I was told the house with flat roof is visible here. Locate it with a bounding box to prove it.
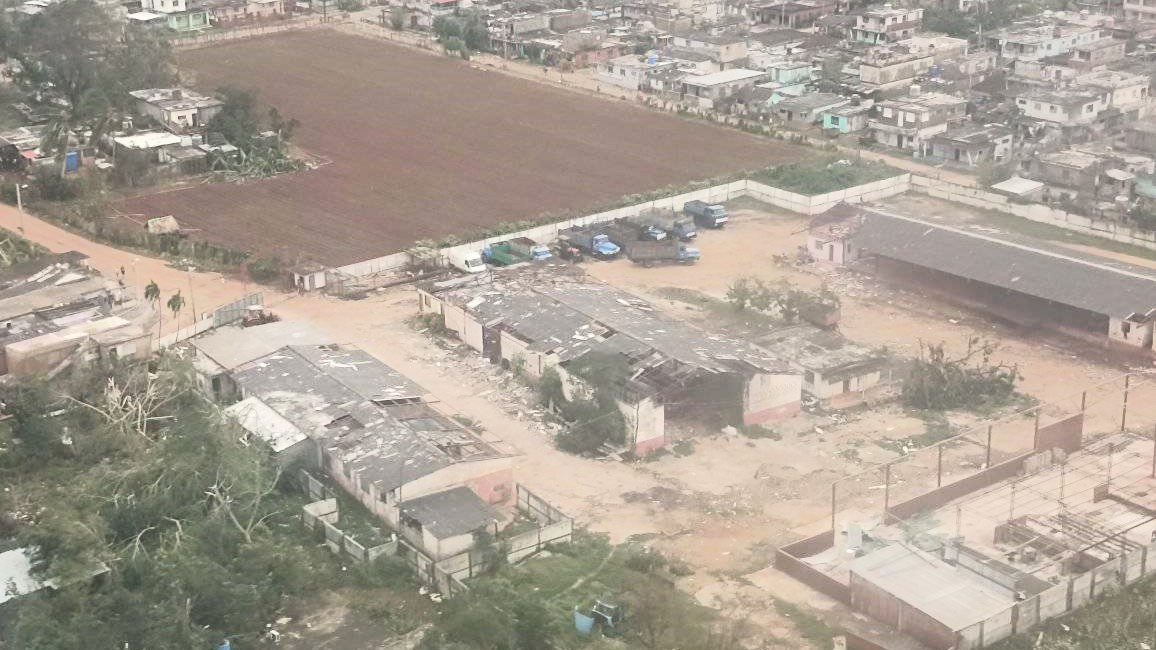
[598,54,678,91]
[867,89,967,155]
[681,68,766,108]
[748,0,836,28]
[820,99,874,134]
[985,23,1105,62]
[418,267,803,456]
[851,4,923,45]
[1068,36,1125,69]
[1075,69,1152,117]
[226,344,515,558]
[129,88,223,133]
[776,92,848,124]
[1014,87,1109,125]
[927,124,1015,167]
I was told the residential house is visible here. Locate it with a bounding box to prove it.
[598,54,678,90]
[1125,0,1156,20]
[927,124,1014,167]
[670,31,748,68]
[758,324,888,408]
[1014,87,1109,125]
[1126,120,1156,154]
[546,7,589,31]
[867,88,967,154]
[138,0,211,30]
[1028,149,1104,199]
[850,5,923,45]
[201,0,285,23]
[666,47,721,75]
[749,0,837,28]
[681,68,766,109]
[226,343,515,557]
[776,92,848,124]
[407,0,460,29]
[985,23,1105,63]
[1068,37,1126,69]
[820,98,874,133]
[758,60,813,95]
[1075,69,1152,118]
[418,268,803,456]
[858,44,932,92]
[129,88,223,133]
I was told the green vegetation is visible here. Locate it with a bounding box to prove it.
[207,88,303,179]
[738,423,782,440]
[538,354,629,456]
[901,339,1020,411]
[877,412,954,453]
[751,157,901,196]
[245,255,283,284]
[432,11,488,55]
[419,532,730,650]
[0,227,49,268]
[0,357,424,648]
[772,598,838,649]
[726,277,840,326]
[991,573,1156,650]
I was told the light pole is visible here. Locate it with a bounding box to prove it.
[15,183,27,232]
[132,257,140,300]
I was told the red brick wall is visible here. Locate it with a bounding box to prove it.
[465,467,515,506]
[887,452,1033,521]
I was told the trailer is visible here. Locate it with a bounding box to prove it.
[624,240,700,266]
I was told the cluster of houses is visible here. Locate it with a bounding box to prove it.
[398,0,1156,220]
[9,0,293,29]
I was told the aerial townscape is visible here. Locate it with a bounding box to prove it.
[7,0,1156,648]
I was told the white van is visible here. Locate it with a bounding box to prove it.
[448,250,487,274]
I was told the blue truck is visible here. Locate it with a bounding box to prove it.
[683,200,729,228]
[560,226,621,259]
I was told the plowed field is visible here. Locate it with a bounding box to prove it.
[121,29,808,266]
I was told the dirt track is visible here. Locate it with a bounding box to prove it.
[119,29,807,266]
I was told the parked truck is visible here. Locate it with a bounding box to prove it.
[447,249,487,274]
[683,200,729,228]
[624,240,700,266]
[631,209,697,241]
[508,237,553,261]
[560,227,621,259]
[483,238,553,266]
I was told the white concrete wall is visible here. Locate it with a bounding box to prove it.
[744,371,802,422]
[910,175,1156,252]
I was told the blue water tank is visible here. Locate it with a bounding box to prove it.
[64,151,79,172]
[217,641,231,650]
[929,65,940,78]
[646,54,657,64]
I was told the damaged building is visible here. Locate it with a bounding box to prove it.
[418,267,803,455]
[196,329,515,561]
[809,203,1156,354]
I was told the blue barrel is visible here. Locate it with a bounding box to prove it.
[216,641,231,650]
[64,151,79,172]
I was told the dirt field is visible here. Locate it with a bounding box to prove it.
[118,29,806,266]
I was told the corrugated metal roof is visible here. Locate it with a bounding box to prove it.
[853,211,1156,318]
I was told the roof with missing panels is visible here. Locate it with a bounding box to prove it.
[231,345,504,493]
[845,208,1156,318]
[401,486,499,539]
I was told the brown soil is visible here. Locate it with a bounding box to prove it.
[118,28,807,266]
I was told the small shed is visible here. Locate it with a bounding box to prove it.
[145,215,181,235]
[990,176,1044,201]
[292,262,327,292]
[400,486,500,560]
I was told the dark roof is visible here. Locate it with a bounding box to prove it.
[809,201,863,230]
[401,486,498,538]
[852,212,1156,318]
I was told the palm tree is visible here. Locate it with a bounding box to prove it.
[166,291,185,329]
[144,280,161,337]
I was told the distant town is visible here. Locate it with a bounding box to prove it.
[2,0,1156,649]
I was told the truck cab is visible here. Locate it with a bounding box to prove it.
[591,234,621,258]
[683,200,729,228]
[449,250,487,273]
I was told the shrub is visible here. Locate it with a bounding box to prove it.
[245,256,282,284]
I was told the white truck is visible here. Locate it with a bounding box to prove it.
[447,249,487,274]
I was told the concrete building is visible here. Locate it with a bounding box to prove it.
[598,54,677,90]
[681,68,766,108]
[1014,87,1109,125]
[748,0,836,28]
[138,0,211,31]
[0,252,150,377]
[820,100,874,133]
[129,88,223,133]
[985,23,1105,62]
[1075,69,1152,117]
[1125,0,1156,20]
[1068,37,1126,69]
[226,343,515,558]
[201,0,285,22]
[417,267,803,456]
[815,205,1156,351]
[669,31,748,68]
[927,124,1015,167]
[758,324,888,408]
[850,4,923,45]
[868,89,967,155]
[776,92,848,124]
[1126,120,1156,154]
[856,36,969,93]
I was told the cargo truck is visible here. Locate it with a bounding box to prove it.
[631,210,697,240]
[447,249,487,273]
[508,237,553,261]
[624,240,700,266]
[560,227,621,259]
[683,200,728,228]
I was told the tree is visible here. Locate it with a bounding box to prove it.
[144,280,161,338]
[902,339,1020,410]
[390,5,406,30]
[207,87,262,149]
[166,291,185,327]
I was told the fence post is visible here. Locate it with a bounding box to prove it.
[883,464,892,518]
[937,444,943,487]
[986,425,993,468]
[1121,374,1130,433]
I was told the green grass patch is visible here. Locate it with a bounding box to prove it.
[752,156,902,196]
[773,598,839,649]
[738,423,782,440]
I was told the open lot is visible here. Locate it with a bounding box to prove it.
[118,29,806,266]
